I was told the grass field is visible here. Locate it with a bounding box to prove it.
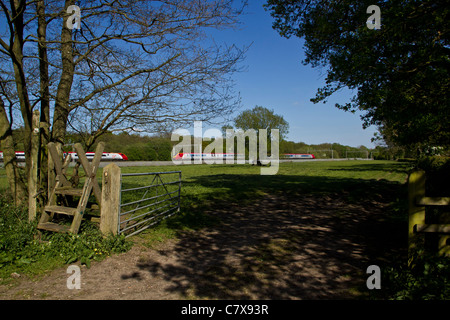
[115,160,414,299]
[0,160,412,234]
[1,160,416,299]
[0,160,410,191]
[2,160,449,300]
[122,160,411,258]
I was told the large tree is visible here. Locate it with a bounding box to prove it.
[233,105,289,140]
[265,0,450,154]
[0,0,246,204]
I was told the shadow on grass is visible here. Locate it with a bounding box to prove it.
[127,170,409,299]
[325,162,413,174]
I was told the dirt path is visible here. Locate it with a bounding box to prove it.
[0,192,406,300]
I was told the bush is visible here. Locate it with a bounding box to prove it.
[375,156,450,300]
[0,194,132,280]
[416,156,450,195]
[0,196,38,271]
[381,251,450,300]
[42,223,132,268]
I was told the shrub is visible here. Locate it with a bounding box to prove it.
[0,196,38,272]
[376,157,450,300]
[0,194,132,280]
[381,251,450,300]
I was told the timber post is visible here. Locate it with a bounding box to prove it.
[408,169,450,257]
[28,110,40,221]
[100,163,121,236]
[408,169,426,253]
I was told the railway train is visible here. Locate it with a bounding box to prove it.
[0,151,128,161]
[0,151,26,161]
[173,152,315,160]
[172,152,240,160]
[2,151,314,162]
[64,151,128,161]
[282,153,315,159]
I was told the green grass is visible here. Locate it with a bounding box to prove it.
[118,160,412,245]
[0,160,412,280]
[1,160,412,233]
[2,160,449,299]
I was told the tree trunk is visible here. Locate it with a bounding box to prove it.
[11,0,33,182]
[48,0,76,197]
[37,0,50,202]
[51,0,76,148]
[0,98,27,205]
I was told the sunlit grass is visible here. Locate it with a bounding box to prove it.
[0,160,411,246]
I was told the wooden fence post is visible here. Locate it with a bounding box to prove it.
[408,169,426,253]
[100,163,121,236]
[28,110,40,221]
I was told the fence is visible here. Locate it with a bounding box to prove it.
[100,164,181,237]
[408,169,450,256]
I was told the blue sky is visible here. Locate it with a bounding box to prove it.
[211,1,378,148]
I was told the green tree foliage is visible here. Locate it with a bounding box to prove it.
[265,0,450,153]
[233,106,289,140]
[279,140,375,159]
[65,131,174,161]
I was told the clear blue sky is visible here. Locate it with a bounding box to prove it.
[211,1,378,148]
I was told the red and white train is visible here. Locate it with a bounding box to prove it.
[2,151,314,162]
[0,151,26,161]
[173,152,315,160]
[64,151,128,161]
[173,152,240,160]
[282,153,315,159]
[0,151,128,161]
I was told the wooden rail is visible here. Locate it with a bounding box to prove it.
[408,169,450,256]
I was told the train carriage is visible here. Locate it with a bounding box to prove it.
[283,153,315,159]
[0,151,128,161]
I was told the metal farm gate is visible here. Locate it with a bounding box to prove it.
[118,171,181,237]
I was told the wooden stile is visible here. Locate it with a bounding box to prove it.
[37,142,104,234]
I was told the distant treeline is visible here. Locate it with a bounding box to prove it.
[85,132,173,161]
[8,129,408,161]
[69,132,382,161]
[281,141,370,159]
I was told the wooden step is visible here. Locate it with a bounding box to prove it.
[55,186,83,196]
[37,222,70,233]
[416,196,450,206]
[45,205,78,216]
[415,224,450,234]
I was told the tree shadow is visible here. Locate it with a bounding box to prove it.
[124,172,408,299]
[326,162,413,174]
